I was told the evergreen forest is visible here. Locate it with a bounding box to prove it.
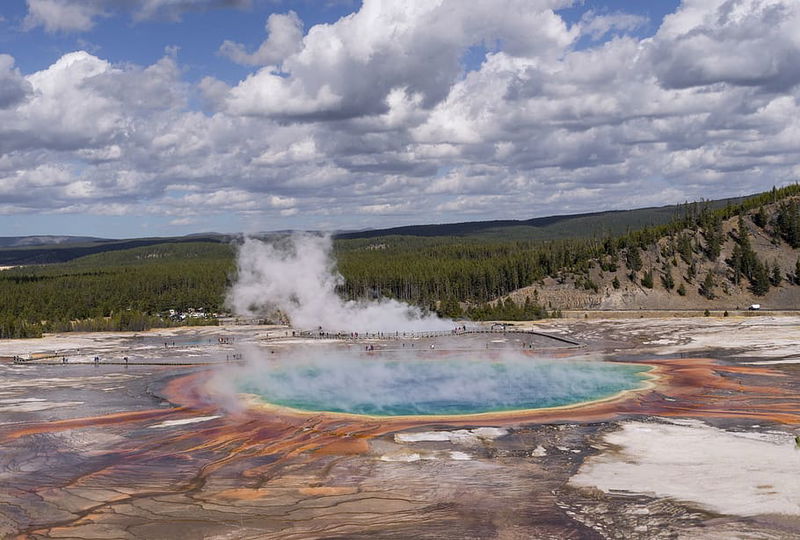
[2,185,799,338]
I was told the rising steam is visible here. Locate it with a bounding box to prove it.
[212,347,647,416]
[217,235,640,417]
[226,234,452,332]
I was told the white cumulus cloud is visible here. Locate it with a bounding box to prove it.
[219,11,304,66]
[4,0,800,232]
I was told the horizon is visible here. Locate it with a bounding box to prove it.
[2,1,799,237]
[0,189,761,240]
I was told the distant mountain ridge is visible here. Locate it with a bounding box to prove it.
[0,234,231,266]
[0,235,109,248]
[0,195,749,266]
[335,197,746,241]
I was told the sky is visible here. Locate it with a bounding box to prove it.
[1,0,799,238]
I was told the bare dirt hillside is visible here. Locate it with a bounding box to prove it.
[507,198,800,311]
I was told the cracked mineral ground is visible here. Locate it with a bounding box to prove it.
[1,318,800,539]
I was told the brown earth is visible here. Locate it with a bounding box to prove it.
[507,199,800,311]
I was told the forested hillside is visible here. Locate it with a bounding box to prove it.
[0,243,233,338]
[0,235,106,248]
[1,186,799,338]
[335,186,800,318]
[0,196,746,266]
[0,234,230,265]
[335,197,744,241]
[505,186,800,313]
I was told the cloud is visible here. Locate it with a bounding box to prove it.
[132,0,251,22]
[223,0,578,119]
[23,0,103,32]
[219,11,304,66]
[651,0,800,91]
[0,55,32,109]
[4,0,800,232]
[169,216,197,226]
[0,50,190,213]
[23,0,251,32]
[580,10,648,41]
[0,51,185,154]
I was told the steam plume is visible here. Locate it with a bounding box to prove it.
[211,347,645,416]
[226,234,452,332]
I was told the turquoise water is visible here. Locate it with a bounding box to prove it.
[236,353,650,417]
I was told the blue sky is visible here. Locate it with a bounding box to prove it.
[1,0,797,238]
[1,1,678,85]
[1,1,360,84]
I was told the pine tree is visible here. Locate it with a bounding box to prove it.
[754,206,768,228]
[677,282,687,296]
[776,200,800,247]
[770,261,782,286]
[699,271,715,299]
[703,214,723,261]
[750,260,770,296]
[438,296,463,318]
[729,243,743,284]
[626,247,643,272]
[738,214,756,277]
[728,213,760,284]
[795,257,800,285]
[612,276,620,289]
[677,233,693,264]
[641,270,654,289]
[661,266,674,290]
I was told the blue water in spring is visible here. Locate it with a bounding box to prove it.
[236,352,650,417]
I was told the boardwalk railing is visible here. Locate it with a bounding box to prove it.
[11,328,581,363]
[269,327,581,346]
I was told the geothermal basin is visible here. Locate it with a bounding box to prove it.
[233,350,652,417]
[3,319,800,539]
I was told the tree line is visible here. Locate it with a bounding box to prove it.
[1,185,799,337]
[0,242,232,337]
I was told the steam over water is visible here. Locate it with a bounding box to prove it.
[230,349,649,416]
[219,235,647,417]
[226,235,452,332]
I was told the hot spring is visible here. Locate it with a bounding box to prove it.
[224,236,651,417]
[234,351,651,417]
